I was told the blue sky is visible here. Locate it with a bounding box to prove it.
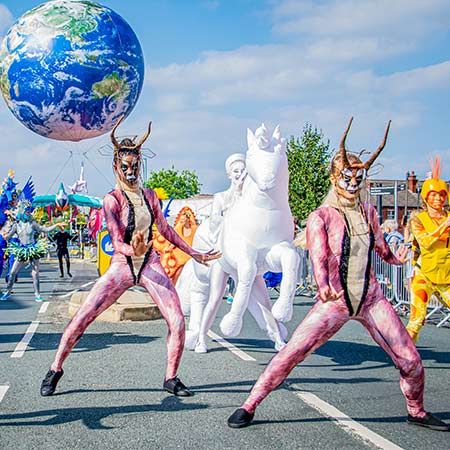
[0,0,449,196]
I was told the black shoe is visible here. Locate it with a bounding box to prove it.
[40,369,64,396]
[163,376,192,397]
[59,274,64,278]
[68,273,72,278]
[228,408,255,428]
[407,413,450,431]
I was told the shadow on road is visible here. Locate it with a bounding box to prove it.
[0,300,34,311]
[311,340,450,369]
[239,339,450,370]
[188,375,384,395]
[0,396,208,429]
[251,410,450,427]
[0,332,159,354]
[0,321,34,327]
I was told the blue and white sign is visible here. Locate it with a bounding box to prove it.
[101,233,114,256]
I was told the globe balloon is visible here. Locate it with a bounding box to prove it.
[0,0,145,141]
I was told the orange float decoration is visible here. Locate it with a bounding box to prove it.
[153,206,198,284]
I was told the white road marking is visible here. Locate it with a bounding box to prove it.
[0,385,9,403]
[208,331,403,450]
[59,291,75,299]
[11,321,40,359]
[38,302,49,314]
[207,330,256,362]
[291,387,404,450]
[59,281,95,298]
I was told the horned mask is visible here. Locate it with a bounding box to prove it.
[110,116,152,188]
[333,117,391,198]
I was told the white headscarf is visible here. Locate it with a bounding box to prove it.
[225,153,245,175]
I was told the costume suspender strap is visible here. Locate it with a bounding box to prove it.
[120,190,137,284]
[137,190,154,283]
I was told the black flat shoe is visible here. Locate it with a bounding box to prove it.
[228,408,254,428]
[40,369,64,396]
[407,413,450,431]
[163,377,192,397]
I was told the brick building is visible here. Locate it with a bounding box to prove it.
[363,171,421,227]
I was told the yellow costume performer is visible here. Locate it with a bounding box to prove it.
[406,157,450,342]
[153,206,198,284]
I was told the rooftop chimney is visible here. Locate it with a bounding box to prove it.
[408,171,418,192]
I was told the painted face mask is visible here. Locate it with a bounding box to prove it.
[116,153,141,187]
[333,117,391,200]
[110,116,152,189]
[337,167,366,196]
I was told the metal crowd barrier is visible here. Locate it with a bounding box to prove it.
[293,249,450,328]
[371,252,449,328]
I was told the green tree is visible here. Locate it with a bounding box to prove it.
[287,124,332,222]
[145,167,201,199]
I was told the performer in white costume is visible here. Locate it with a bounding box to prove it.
[180,124,299,352]
[178,153,289,353]
[177,154,248,351]
[217,124,299,336]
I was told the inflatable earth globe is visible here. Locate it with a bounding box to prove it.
[0,0,144,142]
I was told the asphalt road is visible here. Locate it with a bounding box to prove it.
[0,260,448,450]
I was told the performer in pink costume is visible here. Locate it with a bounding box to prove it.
[228,118,449,432]
[40,117,220,397]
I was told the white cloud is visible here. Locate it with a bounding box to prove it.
[272,0,450,40]
[346,60,450,95]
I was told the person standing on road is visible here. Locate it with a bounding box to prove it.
[227,118,449,432]
[40,117,220,398]
[406,157,450,342]
[52,228,73,278]
[0,180,65,302]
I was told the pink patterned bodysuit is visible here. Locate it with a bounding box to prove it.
[51,188,199,381]
[241,196,425,418]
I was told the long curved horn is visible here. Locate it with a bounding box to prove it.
[339,117,353,168]
[135,121,152,148]
[363,120,391,170]
[110,115,125,148]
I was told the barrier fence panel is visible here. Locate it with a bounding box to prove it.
[294,249,449,328]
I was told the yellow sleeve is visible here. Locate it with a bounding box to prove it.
[411,216,447,250]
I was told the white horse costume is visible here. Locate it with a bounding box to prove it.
[191,124,299,352]
[177,152,290,352]
[219,124,299,335]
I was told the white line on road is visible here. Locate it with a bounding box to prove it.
[11,321,40,359]
[38,302,49,314]
[0,385,9,403]
[208,331,403,450]
[207,330,256,362]
[59,281,95,298]
[291,387,404,450]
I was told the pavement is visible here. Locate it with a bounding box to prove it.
[0,260,449,450]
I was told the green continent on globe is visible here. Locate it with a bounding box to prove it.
[92,72,130,100]
[24,0,103,44]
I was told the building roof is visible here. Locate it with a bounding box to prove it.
[364,178,421,209]
[367,189,421,208]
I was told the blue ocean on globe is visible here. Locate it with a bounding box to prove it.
[0,0,145,141]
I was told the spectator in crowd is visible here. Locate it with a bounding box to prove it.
[382,219,404,250]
